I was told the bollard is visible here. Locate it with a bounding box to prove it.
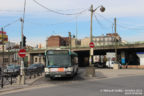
[16,75,21,85]
[113,64,119,69]
[29,70,32,79]
[1,75,3,88]
[21,75,25,85]
[10,74,13,85]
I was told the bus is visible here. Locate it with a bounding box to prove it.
[44,50,78,79]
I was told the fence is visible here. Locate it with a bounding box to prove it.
[0,73,17,88]
[0,68,43,88]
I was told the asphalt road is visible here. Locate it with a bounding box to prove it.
[1,75,144,96]
[31,68,107,85]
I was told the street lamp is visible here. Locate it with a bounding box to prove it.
[88,5,105,77]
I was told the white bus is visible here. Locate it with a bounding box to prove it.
[44,50,78,79]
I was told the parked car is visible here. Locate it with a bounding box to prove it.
[3,64,20,77]
[106,61,122,68]
[27,64,44,74]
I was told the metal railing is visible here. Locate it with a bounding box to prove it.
[0,68,43,88]
[0,72,17,88]
[25,68,43,79]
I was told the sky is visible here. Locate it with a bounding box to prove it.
[0,0,144,47]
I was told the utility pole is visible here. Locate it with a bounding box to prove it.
[90,5,93,43]
[89,5,94,67]
[18,0,26,85]
[69,32,71,50]
[86,5,105,77]
[75,16,78,47]
[8,42,10,65]
[20,18,25,85]
[114,17,117,62]
[113,17,119,69]
[87,5,96,77]
[1,27,4,88]
[89,4,105,67]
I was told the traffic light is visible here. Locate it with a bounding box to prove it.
[23,36,26,47]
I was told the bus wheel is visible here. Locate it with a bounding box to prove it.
[50,77,55,80]
[75,69,78,75]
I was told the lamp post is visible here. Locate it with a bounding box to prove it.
[87,5,105,77]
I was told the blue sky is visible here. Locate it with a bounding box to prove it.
[0,0,144,47]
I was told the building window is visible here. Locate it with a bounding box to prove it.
[3,58,9,62]
[39,58,41,63]
[35,58,37,62]
[12,58,15,62]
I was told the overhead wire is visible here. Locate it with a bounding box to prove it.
[117,22,144,30]
[94,13,110,29]
[2,18,20,29]
[26,16,76,27]
[33,0,88,16]
[96,13,144,31]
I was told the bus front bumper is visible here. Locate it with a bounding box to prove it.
[45,71,73,78]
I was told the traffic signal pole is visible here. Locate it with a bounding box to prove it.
[20,18,25,85]
[18,0,26,85]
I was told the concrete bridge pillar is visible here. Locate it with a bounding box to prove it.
[136,52,144,65]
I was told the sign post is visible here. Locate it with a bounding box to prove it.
[18,49,26,84]
[89,42,94,65]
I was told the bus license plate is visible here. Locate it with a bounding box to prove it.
[50,68,58,72]
[55,75,61,77]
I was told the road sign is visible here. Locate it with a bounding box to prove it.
[18,49,26,58]
[89,42,95,48]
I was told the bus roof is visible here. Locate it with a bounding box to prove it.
[45,50,78,56]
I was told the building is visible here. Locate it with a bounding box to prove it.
[81,33,122,47]
[71,38,81,48]
[46,35,69,48]
[0,31,8,44]
[0,51,21,67]
[81,37,90,47]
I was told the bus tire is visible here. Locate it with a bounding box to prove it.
[75,68,78,75]
[50,77,54,80]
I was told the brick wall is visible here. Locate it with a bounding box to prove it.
[47,36,61,47]
[46,36,69,48]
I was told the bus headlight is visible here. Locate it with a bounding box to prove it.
[45,68,50,74]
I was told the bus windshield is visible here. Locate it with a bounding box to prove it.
[47,54,71,67]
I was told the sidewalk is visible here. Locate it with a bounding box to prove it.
[95,69,144,78]
[0,74,44,93]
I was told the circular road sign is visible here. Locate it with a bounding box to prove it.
[18,49,26,58]
[89,42,95,48]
